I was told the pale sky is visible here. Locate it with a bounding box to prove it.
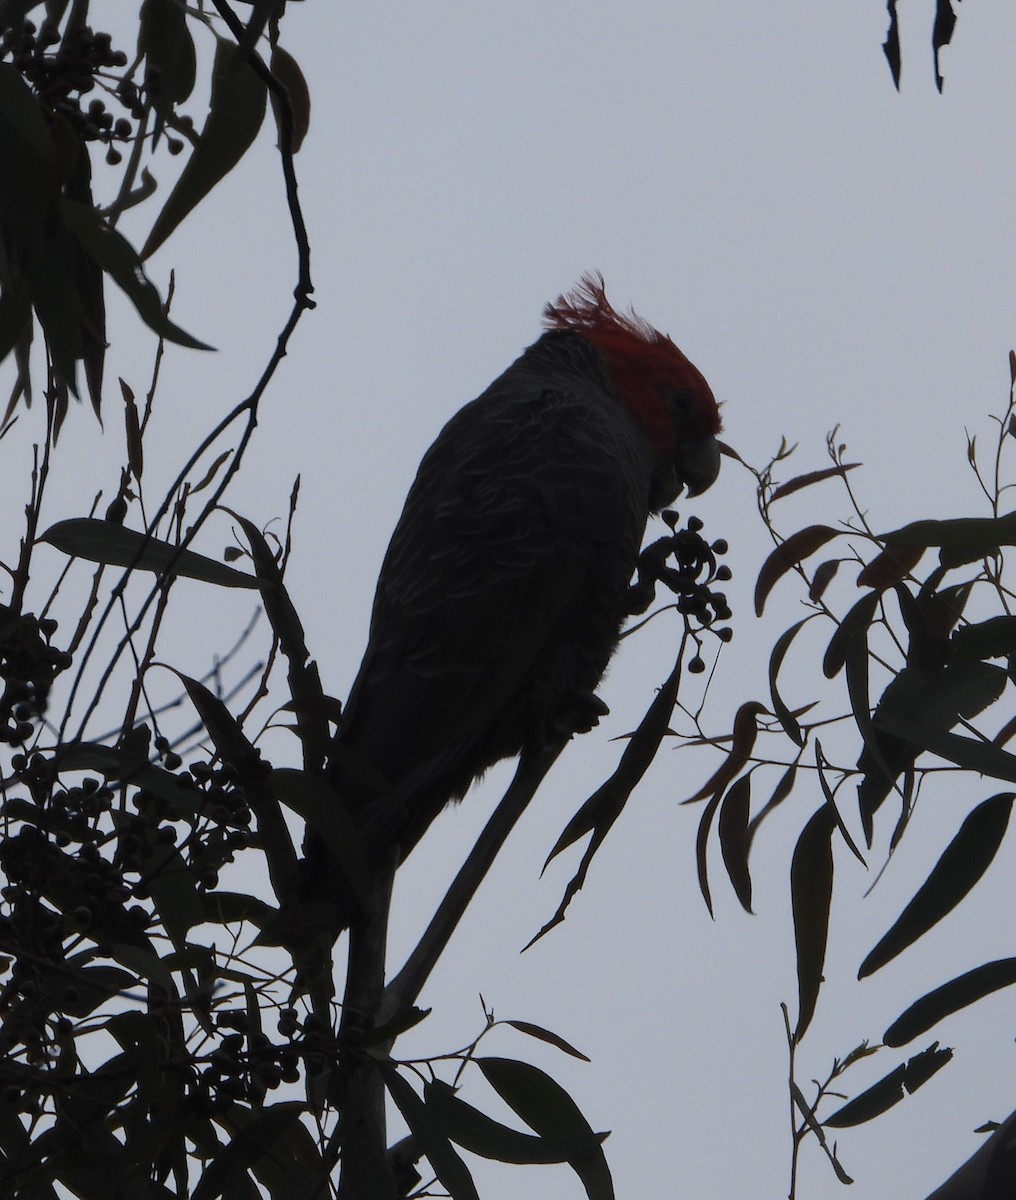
[10,1,1016,1196]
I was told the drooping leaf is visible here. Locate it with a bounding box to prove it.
[883,0,901,88]
[0,280,32,367]
[270,768,369,907]
[191,1103,305,1200]
[142,36,267,259]
[859,661,1008,837]
[695,788,722,917]
[932,0,959,92]
[824,1043,952,1127]
[175,672,300,903]
[745,761,798,850]
[859,793,1014,978]
[767,618,812,746]
[225,511,328,770]
[62,200,212,350]
[477,1058,613,1200]
[0,63,52,253]
[718,774,752,912]
[382,1065,479,1200]
[144,839,205,952]
[823,591,880,679]
[815,742,865,867]
[40,517,257,588]
[791,804,836,1040]
[755,525,841,616]
[108,942,176,994]
[139,0,197,116]
[895,582,947,671]
[424,1079,594,1165]
[28,218,83,392]
[884,958,1016,1047]
[530,652,685,945]
[684,700,768,804]
[788,1080,855,1184]
[916,578,971,648]
[270,44,311,153]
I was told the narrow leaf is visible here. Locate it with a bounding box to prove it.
[382,1066,480,1200]
[791,805,836,1039]
[884,958,1016,1046]
[477,1058,613,1200]
[530,651,688,946]
[824,1043,952,1127]
[877,513,1016,569]
[768,618,812,746]
[823,591,880,679]
[858,661,1007,837]
[139,0,197,113]
[718,774,752,912]
[856,544,925,590]
[755,525,841,616]
[684,701,767,804]
[120,378,143,479]
[769,463,860,502]
[192,1104,303,1200]
[143,37,267,259]
[826,1063,907,1127]
[424,1079,591,1164]
[745,761,798,850]
[226,510,328,768]
[504,1020,591,1062]
[877,716,1016,784]
[883,0,901,87]
[859,793,1014,978]
[0,63,52,251]
[901,1041,953,1093]
[695,789,722,917]
[270,768,369,906]
[809,558,842,604]
[270,45,311,153]
[62,200,212,349]
[40,517,257,588]
[815,743,865,866]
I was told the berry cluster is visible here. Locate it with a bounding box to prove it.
[626,512,733,670]
[2,20,128,159]
[0,743,257,1087]
[0,607,71,745]
[127,755,254,893]
[192,1006,320,1113]
[0,18,187,165]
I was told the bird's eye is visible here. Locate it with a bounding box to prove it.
[668,389,695,420]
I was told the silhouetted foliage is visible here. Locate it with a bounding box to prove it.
[0,6,727,1198]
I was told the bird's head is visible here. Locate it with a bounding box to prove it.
[544,273,722,506]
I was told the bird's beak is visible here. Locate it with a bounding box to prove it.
[677,435,721,498]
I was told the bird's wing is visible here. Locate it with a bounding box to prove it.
[342,382,652,806]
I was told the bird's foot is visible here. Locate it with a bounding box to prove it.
[548,690,610,740]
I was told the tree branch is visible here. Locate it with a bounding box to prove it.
[379,743,565,1025]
